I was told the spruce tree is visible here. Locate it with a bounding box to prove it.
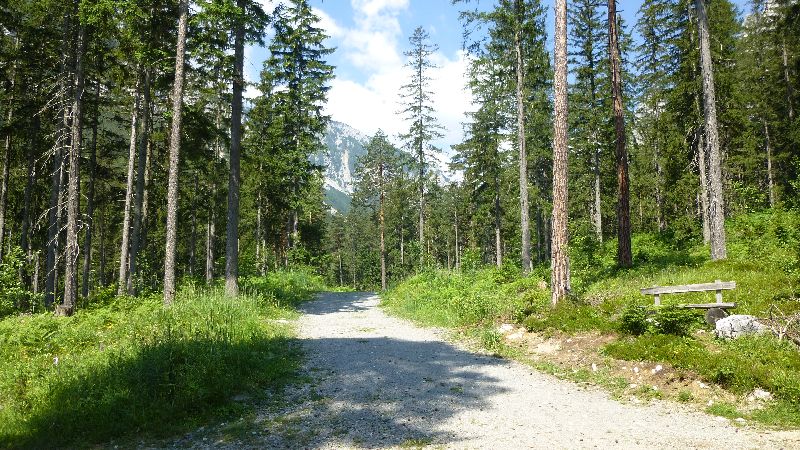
[399,26,443,268]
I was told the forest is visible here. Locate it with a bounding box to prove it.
[1,0,800,446]
[0,0,797,309]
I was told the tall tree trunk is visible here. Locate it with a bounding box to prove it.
[696,0,727,260]
[454,207,459,270]
[418,142,425,266]
[21,116,38,260]
[205,196,216,284]
[189,173,198,276]
[698,129,711,243]
[226,2,245,297]
[338,250,343,286]
[399,214,405,265]
[783,39,795,121]
[514,6,531,274]
[60,21,86,316]
[45,141,63,307]
[0,103,11,265]
[608,2,631,268]
[46,6,74,307]
[654,140,666,232]
[118,79,141,296]
[164,0,189,305]
[592,145,602,241]
[551,0,570,305]
[81,81,100,298]
[763,118,775,208]
[0,45,16,265]
[379,164,386,290]
[128,69,151,295]
[494,175,502,268]
[98,207,106,286]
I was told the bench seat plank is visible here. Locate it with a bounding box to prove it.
[681,302,736,309]
[640,281,736,295]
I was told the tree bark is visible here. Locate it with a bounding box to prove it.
[696,0,727,260]
[0,102,11,265]
[189,172,198,276]
[763,118,775,208]
[783,39,795,121]
[551,0,570,305]
[81,81,100,298]
[21,116,38,260]
[592,144,602,241]
[698,128,711,243]
[118,78,140,296]
[164,0,189,305]
[128,68,151,295]
[205,194,216,284]
[0,44,16,265]
[45,139,63,307]
[380,163,387,290]
[608,2,631,268]
[226,1,245,297]
[514,2,531,274]
[494,173,502,268]
[60,22,86,316]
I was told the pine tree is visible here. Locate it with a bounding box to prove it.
[608,0,632,267]
[400,26,443,268]
[353,130,402,290]
[696,0,727,260]
[568,0,609,241]
[552,0,570,305]
[164,0,189,305]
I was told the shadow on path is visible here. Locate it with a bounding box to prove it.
[269,291,511,448]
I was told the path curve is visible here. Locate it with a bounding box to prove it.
[265,292,800,449]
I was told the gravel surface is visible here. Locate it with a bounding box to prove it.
[275,291,800,449]
[163,291,800,449]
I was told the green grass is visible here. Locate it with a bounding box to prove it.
[381,211,800,427]
[0,269,325,448]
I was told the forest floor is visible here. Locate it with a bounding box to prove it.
[154,291,800,449]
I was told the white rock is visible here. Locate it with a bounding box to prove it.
[633,367,639,374]
[708,400,714,406]
[747,388,773,402]
[654,364,663,373]
[498,323,514,333]
[714,315,767,339]
[735,418,746,424]
[507,330,525,340]
[591,363,598,372]
[697,381,708,389]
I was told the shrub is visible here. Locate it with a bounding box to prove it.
[619,304,649,335]
[652,305,701,336]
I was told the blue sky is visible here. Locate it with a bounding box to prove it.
[247,0,751,152]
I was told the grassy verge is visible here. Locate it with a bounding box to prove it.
[381,211,800,428]
[0,270,325,448]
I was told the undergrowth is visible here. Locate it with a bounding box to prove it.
[381,211,800,427]
[0,269,325,448]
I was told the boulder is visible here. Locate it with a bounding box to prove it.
[714,314,767,339]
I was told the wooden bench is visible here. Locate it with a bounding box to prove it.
[641,279,735,306]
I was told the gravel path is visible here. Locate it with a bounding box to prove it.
[253,291,800,450]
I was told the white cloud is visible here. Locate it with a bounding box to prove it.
[321,1,470,152]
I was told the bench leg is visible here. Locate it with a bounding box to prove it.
[715,280,722,303]
[654,294,660,306]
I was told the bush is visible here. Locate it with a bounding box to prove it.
[652,305,701,336]
[619,304,649,335]
[523,300,615,334]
